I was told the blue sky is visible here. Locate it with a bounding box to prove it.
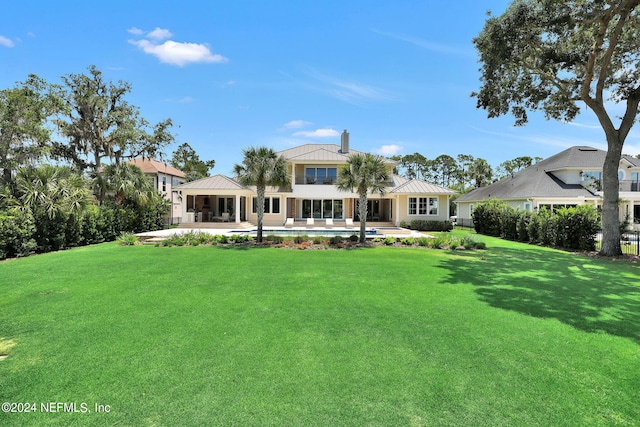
[2,0,639,175]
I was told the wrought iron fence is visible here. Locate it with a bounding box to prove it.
[596,231,640,256]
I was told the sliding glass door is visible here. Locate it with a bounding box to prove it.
[302,199,344,219]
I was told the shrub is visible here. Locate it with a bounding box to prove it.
[416,237,429,247]
[349,234,359,242]
[409,220,453,232]
[264,234,284,244]
[329,235,344,245]
[116,232,140,246]
[0,210,37,259]
[383,236,397,245]
[293,234,309,244]
[400,237,415,246]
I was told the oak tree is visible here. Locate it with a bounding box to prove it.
[473,0,640,256]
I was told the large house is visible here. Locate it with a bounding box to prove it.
[175,131,455,227]
[455,146,640,230]
[129,158,186,223]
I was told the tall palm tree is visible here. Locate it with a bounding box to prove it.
[96,162,154,206]
[336,153,389,244]
[234,146,290,243]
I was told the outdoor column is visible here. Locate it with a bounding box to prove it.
[235,195,241,223]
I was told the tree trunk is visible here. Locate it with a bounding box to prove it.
[2,167,11,187]
[600,134,623,256]
[256,185,265,243]
[358,192,368,244]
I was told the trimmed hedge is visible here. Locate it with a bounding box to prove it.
[405,220,454,232]
[0,203,168,260]
[0,210,37,259]
[472,200,599,251]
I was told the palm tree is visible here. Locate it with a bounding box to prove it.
[234,146,290,243]
[96,162,154,206]
[336,153,389,244]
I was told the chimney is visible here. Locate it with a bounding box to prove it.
[341,129,349,153]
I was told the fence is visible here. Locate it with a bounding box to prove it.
[600,231,640,256]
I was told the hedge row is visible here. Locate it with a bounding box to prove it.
[472,199,599,251]
[401,220,454,232]
[0,203,167,260]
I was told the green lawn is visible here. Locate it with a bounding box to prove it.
[0,235,639,426]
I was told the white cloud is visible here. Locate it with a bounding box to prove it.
[283,120,312,129]
[371,29,473,57]
[293,128,340,138]
[303,66,396,105]
[0,36,15,48]
[147,27,173,40]
[373,144,404,156]
[129,39,228,67]
[128,27,227,66]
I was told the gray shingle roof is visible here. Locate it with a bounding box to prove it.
[456,146,608,202]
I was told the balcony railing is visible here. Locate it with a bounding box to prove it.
[583,180,640,192]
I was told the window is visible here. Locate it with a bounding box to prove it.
[302,199,344,219]
[304,168,338,184]
[252,197,280,214]
[409,197,438,216]
[162,176,166,192]
[582,171,601,181]
[428,197,438,215]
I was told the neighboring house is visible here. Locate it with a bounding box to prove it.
[455,146,640,230]
[129,158,186,223]
[175,132,455,226]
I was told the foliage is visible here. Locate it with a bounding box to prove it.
[472,1,640,256]
[382,236,397,246]
[0,209,37,259]
[233,146,290,243]
[170,142,215,182]
[336,153,390,244]
[116,232,140,246]
[53,65,174,174]
[408,220,453,232]
[0,74,62,187]
[473,200,600,251]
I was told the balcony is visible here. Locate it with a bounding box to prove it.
[620,180,640,192]
[296,176,336,185]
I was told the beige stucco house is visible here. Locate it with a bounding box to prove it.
[175,132,455,227]
[129,158,186,223]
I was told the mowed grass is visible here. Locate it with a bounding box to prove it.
[0,235,639,426]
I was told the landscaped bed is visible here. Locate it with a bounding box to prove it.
[0,234,638,425]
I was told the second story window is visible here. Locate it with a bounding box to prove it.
[305,167,337,184]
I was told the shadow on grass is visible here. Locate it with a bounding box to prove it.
[439,245,640,343]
